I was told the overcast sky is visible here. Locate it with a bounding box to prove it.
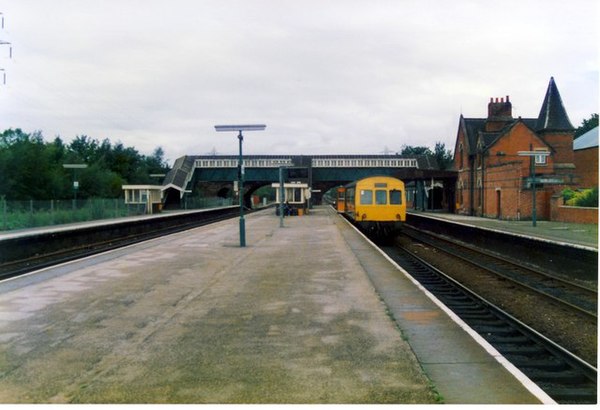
[1,0,598,164]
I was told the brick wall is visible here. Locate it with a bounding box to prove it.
[550,196,598,224]
[574,147,598,188]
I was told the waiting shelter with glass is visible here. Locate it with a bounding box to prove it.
[122,185,163,214]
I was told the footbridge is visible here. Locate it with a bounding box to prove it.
[162,154,456,211]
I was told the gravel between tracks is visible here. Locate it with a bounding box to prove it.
[396,236,597,367]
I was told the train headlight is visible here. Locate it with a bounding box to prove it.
[396,214,401,220]
[361,213,367,220]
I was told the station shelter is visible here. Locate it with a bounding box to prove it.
[122,185,164,214]
[271,182,311,215]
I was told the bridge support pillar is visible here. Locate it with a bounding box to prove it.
[416,180,426,211]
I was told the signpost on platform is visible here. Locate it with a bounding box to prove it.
[518,148,550,227]
[63,163,88,209]
[215,124,266,247]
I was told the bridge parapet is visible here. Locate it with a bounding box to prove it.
[193,155,418,169]
[195,156,293,169]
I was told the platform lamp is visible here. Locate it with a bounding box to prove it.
[215,124,266,247]
[63,163,88,209]
[518,147,550,227]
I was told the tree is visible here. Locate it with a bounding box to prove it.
[574,113,599,139]
[69,135,99,163]
[433,142,453,170]
[399,142,453,170]
[0,129,62,199]
[399,145,432,156]
[0,128,171,200]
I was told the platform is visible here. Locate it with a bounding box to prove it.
[0,207,549,404]
[0,207,236,241]
[409,210,598,250]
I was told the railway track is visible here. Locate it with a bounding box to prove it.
[401,225,598,319]
[382,244,597,404]
[0,207,246,281]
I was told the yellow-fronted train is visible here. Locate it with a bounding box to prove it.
[337,176,406,239]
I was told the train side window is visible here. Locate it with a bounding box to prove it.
[390,189,402,204]
[360,190,373,205]
[375,190,387,205]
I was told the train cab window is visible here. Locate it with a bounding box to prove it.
[360,190,373,204]
[375,190,387,205]
[390,189,402,204]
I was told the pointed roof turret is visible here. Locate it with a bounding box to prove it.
[536,77,574,132]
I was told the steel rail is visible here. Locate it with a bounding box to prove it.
[401,225,597,319]
[384,244,597,404]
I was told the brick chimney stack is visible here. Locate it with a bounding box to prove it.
[486,95,513,132]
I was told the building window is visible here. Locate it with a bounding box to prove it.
[535,153,548,165]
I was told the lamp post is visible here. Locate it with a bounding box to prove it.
[518,148,550,227]
[279,166,286,228]
[63,163,88,209]
[215,124,266,247]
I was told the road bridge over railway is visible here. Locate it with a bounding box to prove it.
[162,154,457,211]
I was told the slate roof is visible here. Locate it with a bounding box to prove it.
[574,126,599,150]
[462,117,537,154]
[460,117,486,155]
[535,77,575,132]
[459,78,573,155]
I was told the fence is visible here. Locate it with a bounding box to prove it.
[0,196,234,231]
[182,196,233,210]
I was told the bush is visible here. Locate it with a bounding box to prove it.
[561,189,576,202]
[563,187,598,207]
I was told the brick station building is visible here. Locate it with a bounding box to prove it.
[453,77,578,220]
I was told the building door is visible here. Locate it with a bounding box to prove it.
[496,190,501,219]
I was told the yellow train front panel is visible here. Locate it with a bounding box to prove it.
[344,176,406,224]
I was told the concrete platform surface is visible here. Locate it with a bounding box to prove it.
[0,207,435,404]
[0,207,546,404]
[409,210,598,250]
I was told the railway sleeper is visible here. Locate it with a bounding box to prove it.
[527,369,590,384]
[472,324,518,334]
[418,281,452,289]
[438,298,481,307]
[460,315,501,323]
[542,387,597,404]
[492,344,549,355]
[431,287,463,294]
[483,334,530,344]
[508,357,571,371]
[446,307,487,316]
[457,310,494,317]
